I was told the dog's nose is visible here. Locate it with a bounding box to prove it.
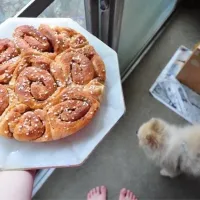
[136,130,138,135]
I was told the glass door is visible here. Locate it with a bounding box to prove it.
[39,0,86,28]
[117,0,178,77]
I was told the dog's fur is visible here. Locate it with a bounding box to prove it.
[137,118,200,178]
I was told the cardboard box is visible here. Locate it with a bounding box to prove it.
[177,45,200,94]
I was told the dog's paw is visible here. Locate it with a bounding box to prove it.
[160,169,170,177]
[160,169,178,178]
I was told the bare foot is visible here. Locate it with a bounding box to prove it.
[87,186,107,200]
[119,188,137,200]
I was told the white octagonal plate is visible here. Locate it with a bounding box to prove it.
[0,18,125,170]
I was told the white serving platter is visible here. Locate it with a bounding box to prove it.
[0,18,125,170]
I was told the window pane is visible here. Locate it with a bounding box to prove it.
[39,0,86,28]
[0,0,31,23]
[118,0,177,73]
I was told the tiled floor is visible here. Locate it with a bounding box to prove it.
[34,7,200,200]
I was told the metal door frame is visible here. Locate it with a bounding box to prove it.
[14,0,54,17]
[84,0,124,51]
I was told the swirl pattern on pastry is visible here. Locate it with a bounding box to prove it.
[9,54,52,88]
[0,24,106,142]
[14,109,46,141]
[46,88,99,140]
[39,24,89,53]
[0,104,48,141]
[0,39,20,83]
[69,45,106,82]
[39,24,74,53]
[50,51,95,86]
[15,67,57,108]
[13,25,55,57]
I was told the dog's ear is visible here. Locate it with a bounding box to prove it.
[146,134,158,149]
[150,118,161,132]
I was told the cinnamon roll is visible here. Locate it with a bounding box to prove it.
[72,45,106,82]
[0,39,20,84]
[50,51,95,87]
[9,54,52,88]
[46,88,99,140]
[15,67,57,109]
[39,24,72,54]
[39,24,89,54]
[0,104,49,141]
[13,25,55,58]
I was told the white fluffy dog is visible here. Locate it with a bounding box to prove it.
[137,118,200,178]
